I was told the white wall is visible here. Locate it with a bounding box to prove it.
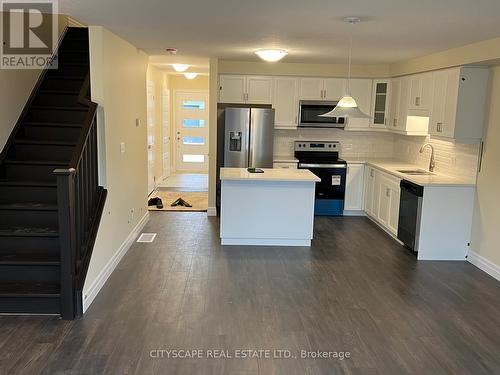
[0,14,70,151]
[84,26,149,308]
[470,65,500,271]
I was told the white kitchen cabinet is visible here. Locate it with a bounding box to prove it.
[388,76,429,136]
[408,72,434,112]
[247,76,273,104]
[364,166,378,218]
[345,164,365,213]
[370,79,390,129]
[219,75,246,103]
[376,173,400,235]
[273,77,299,129]
[323,78,346,100]
[429,67,490,142]
[219,75,273,104]
[299,78,324,100]
[299,77,345,100]
[344,79,373,130]
[364,166,401,236]
[273,162,298,169]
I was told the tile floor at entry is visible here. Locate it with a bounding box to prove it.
[1,213,500,375]
[158,173,208,191]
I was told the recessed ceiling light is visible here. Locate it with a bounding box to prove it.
[184,72,198,79]
[255,49,288,62]
[172,64,189,72]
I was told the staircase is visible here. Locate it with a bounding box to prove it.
[0,28,107,319]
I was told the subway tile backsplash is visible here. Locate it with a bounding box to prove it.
[274,129,480,179]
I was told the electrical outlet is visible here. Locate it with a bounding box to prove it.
[135,118,141,127]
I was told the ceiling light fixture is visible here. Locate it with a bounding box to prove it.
[255,49,288,62]
[184,72,198,79]
[172,64,189,72]
[320,17,370,119]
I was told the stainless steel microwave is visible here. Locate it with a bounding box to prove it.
[298,100,346,128]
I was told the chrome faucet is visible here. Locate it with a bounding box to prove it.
[419,143,435,172]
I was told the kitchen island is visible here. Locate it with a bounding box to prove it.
[220,168,320,246]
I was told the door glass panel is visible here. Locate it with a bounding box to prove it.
[182,136,205,145]
[183,118,206,128]
[183,100,205,109]
[376,82,387,94]
[183,154,205,163]
[375,95,386,112]
[373,112,385,124]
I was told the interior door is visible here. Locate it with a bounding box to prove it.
[146,81,156,193]
[174,91,209,172]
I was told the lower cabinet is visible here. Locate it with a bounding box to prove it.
[364,166,401,236]
[344,164,365,212]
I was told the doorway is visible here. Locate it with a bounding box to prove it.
[146,80,156,194]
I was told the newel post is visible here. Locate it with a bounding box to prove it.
[54,168,77,319]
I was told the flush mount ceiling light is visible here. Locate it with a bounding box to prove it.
[184,72,198,79]
[171,64,189,72]
[255,49,288,62]
[320,17,370,119]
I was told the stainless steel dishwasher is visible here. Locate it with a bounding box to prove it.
[397,180,424,252]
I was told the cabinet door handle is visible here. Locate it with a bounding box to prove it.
[437,122,443,133]
[415,97,421,106]
[386,188,391,197]
[370,169,374,177]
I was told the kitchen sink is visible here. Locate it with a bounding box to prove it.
[397,169,435,176]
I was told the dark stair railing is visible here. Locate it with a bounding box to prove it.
[55,71,107,319]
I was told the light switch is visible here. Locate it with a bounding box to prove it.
[120,142,126,154]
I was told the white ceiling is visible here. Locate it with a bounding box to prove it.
[60,0,500,64]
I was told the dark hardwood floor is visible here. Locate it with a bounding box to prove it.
[1,212,500,374]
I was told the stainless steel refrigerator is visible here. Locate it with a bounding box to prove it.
[223,107,274,168]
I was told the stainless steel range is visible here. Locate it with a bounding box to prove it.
[294,141,346,216]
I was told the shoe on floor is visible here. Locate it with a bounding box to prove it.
[156,198,163,209]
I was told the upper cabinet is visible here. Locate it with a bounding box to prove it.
[219,75,273,104]
[370,79,390,129]
[273,77,299,129]
[407,72,434,112]
[299,77,345,100]
[429,67,490,142]
[388,76,428,136]
[344,79,373,130]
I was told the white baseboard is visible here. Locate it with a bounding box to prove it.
[343,210,366,217]
[468,250,500,282]
[82,212,150,313]
[207,206,217,217]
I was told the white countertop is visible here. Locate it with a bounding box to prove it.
[273,155,298,163]
[220,167,320,182]
[344,158,476,187]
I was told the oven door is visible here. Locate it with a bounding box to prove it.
[299,163,346,215]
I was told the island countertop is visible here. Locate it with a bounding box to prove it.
[220,167,320,182]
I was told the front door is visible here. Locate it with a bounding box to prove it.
[174,91,209,173]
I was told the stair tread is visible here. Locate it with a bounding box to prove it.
[0,227,59,237]
[0,253,60,265]
[30,105,88,111]
[0,282,60,297]
[0,202,58,211]
[45,75,85,80]
[4,159,68,166]
[38,89,80,95]
[0,180,56,187]
[13,139,77,146]
[24,121,82,128]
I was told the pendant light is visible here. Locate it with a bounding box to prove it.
[320,17,370,119]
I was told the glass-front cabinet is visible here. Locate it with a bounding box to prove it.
[370,79,390,129]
